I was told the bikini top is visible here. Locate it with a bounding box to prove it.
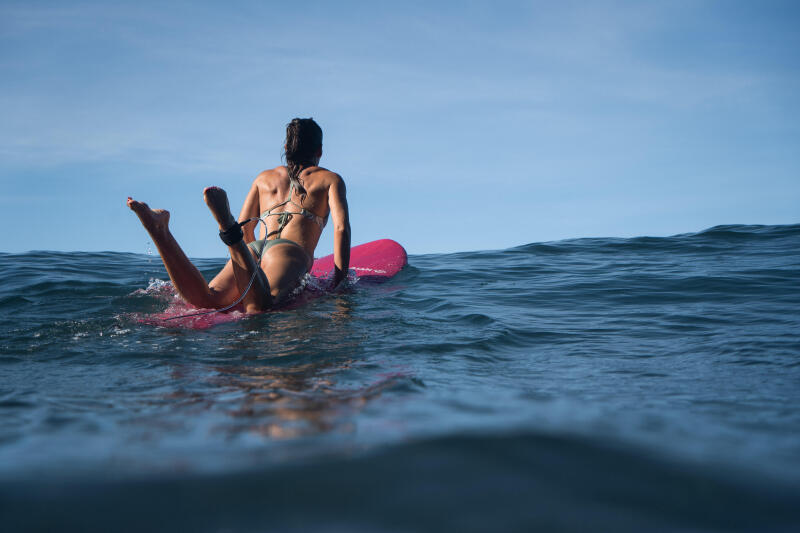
[260,181,328,240]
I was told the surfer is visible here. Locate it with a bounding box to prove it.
[127,118,351,313]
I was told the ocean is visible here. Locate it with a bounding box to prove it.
[1,224,799,532]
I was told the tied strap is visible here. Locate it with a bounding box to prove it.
[266,211,293,239]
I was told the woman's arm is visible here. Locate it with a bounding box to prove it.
[237,178,261,243]
[328,175,351,287]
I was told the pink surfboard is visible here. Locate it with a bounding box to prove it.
[311,238,408,283]
[137,239,407,329]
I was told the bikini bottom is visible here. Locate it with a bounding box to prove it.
[248,238,300,257]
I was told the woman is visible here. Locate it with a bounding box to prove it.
[127,118,351,313]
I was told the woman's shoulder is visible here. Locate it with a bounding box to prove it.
[306,166,343,185]
[254,166,343,189]
[254,166,288,184]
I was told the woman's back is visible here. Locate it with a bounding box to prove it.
[254,165,340,258]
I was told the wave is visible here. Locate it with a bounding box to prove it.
[1,430,798,532]
[504,223,800,256]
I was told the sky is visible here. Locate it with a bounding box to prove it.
[1,0,798,257]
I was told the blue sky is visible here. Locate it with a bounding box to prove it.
[1,0,798,256]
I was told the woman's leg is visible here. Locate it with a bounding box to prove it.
[127,197,237,309]
[203,187,272,313]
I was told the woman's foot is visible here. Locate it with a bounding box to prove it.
[203,187,237,231]
[127,197,170,237]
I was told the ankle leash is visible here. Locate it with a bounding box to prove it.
[165,217,265,321]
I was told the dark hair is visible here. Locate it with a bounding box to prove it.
[284,117,323,200]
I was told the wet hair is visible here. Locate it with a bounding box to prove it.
[284,117,323,200]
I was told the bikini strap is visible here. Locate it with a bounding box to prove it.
[265,184,296,239]
[259,180,290,215]
[261,179,326,238]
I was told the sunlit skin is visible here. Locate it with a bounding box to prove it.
[127,147,351,313]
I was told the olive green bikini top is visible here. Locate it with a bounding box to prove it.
[260,181,328,240]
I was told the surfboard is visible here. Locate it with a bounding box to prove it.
[311,238,408,283]
[139,239,407,328]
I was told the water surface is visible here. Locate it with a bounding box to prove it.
[1,224,799,531]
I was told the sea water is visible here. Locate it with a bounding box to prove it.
[1,224,799,532]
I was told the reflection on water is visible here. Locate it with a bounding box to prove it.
[213,361,401,440]
[159,294,410,441]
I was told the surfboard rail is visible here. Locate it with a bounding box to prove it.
[310,238,407,282]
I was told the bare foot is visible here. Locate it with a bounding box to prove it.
[127,197,170,236]
[203,187,237,230]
